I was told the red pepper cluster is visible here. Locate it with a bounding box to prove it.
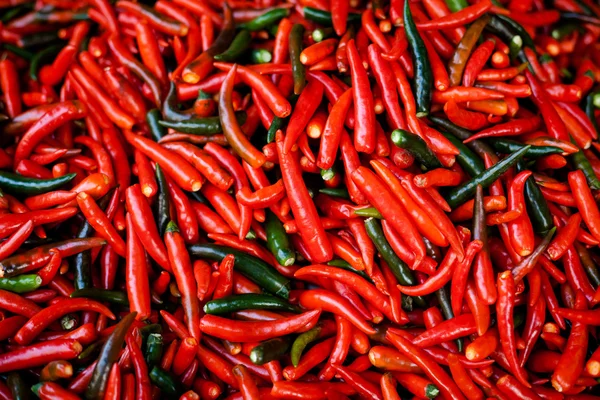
[0,0,599,399]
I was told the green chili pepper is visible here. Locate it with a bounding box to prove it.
[162,82,195,122]
[429,115,496,159]
[70,288,129,305]
[318,187,349,199]
[571,149,600,190]
[444,0,469,12]
[391,129,442,170]
[290,326,322,367]
[508,35,523,60]
[145,333,163,368]
[585,91,600,134]
[327,259,372,281]
[0,274,41,293]
[19,32,59,48]
[488,139,563,158]
[266,210,295,267]
[149,367,181,396]
[364,219,415,287]
[441,132,484,176]
[158,111,246,135]
[85,312,137,400]
[78,341,103,360]
[251,48,272,64]
[0,172,75,195]
[7,372,29,400]
[551,24,581,40]
[61,314,77,330]
[204,294,299,314]
[35,9,88,22]
[239,8,290,31]
[214,30,251,62]
[404,0,432,117]
[354,207,383,219]
[29,44,61,81]
[188,244,291,298]
[72,188,115,290]
[267,94,298,143]
[517,161,554,236]
[575,243,600,287]
[249,336,291,365]
[560,12,600,24]
[289,23,306,95]
[146,109,167,141]
[302,7,361,26]
[312,27,334,42]
[444,145,531,208]
[154,165,171,236]
[1,4,31,23]
[425,384,441,399]
[496,15,535,49]
[3,44,34,61]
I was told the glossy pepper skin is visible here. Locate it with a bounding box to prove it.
[2,0,600,398]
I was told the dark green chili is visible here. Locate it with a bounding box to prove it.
[0,171,75,195]
[239,8,290,31]
[517,161,554,236]
[158,111,246,135]
[204,294,299,314]
[289,23,306,94]
[146,109,167,141]
[214,30,251,62]
[441,132,484,176]
[391,129,442,170]
[70,288,129,305]
[7,372,29,400]
[444,145,530,208]
[188,244,290,298]
[251,48,272,64]
[429,115,496,159]
[149,367,180,396]
[29,44,61,81]
[312,27,334,42]
[250,337,292,365]
[404,0,432,117]
[85,312,137,400]
[302,7,361,26]
[571,149,600,190]
[154,165,171,236]
[266,210,295,267]
[488,139,563,158]
[318,187,350,199]
[145,333,164,368]
[162,82,196,122]
[72,188,115,290]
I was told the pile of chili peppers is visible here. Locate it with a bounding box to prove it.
[1,0,600,398]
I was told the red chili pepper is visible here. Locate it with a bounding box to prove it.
[497,271,530,387]
[165,221,201,341]
[386,331,466,400]
[347,39,376,153]
[199,309,320,342]
[277,131,332,263]
[299,289,375,334]
[0,59,21,118]
[14,298,114,345]
[352,166,426,266]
